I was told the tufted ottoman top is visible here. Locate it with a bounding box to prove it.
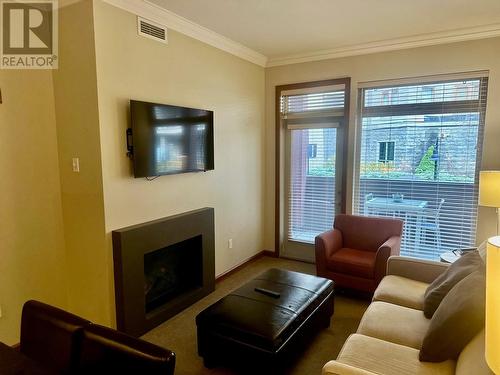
[196,268,334,352]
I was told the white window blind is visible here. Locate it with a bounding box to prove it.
[353,75,488,260]
[282,87,347,243]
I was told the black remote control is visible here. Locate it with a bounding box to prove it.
[254,287,281,298]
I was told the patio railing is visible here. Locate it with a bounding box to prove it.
[290,176,478,261]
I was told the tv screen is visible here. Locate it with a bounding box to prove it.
[130,100,214,178]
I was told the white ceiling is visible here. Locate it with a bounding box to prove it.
[149,0,500,60]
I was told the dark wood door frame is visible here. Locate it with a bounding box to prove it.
[274,77,351,257]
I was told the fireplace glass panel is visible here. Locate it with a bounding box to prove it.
[144,235,203,313]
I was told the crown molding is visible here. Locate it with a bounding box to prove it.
[267,23,500,67]
[99,0,500,69]
[101,0,268,67]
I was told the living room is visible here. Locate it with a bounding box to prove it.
[1,0,499,374]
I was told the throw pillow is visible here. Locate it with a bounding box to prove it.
[419,268,486,362]
[423,250,483,318]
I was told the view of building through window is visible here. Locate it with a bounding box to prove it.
[353,77,488,260]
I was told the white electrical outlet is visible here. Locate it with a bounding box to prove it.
[72,157,80,172]
[228,239,233,249]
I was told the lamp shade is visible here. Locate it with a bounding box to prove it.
[479,171,500,207]
[486,236,500,373]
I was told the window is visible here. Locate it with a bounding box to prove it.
[378,141,395,162]
[353,74,488,260]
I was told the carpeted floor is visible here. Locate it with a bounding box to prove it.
[141,256,370,375]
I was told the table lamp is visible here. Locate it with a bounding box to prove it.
[479,171,500,234]
[486,236,500,374]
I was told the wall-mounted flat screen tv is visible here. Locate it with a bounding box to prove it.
[129,100,214,178]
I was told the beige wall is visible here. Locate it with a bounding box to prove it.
[52,0,110,325]
[0,70,68,344]
[265,37,500,251]
[92,1,266,278]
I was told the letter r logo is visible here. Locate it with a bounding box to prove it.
[2,1,53,54]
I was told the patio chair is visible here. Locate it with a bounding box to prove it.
[420,198,445,250]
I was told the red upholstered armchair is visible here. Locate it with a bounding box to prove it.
[315,214,403,292]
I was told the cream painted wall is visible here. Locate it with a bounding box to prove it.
[265,37,500,252]
[92,1,266,278]
[52,1,111,325]
[0,70,67,344]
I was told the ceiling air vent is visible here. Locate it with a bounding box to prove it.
[137,17,168,44]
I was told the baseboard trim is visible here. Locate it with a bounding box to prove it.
[11,343,20,350]
[278,254,316,265]
[215,250,276,283]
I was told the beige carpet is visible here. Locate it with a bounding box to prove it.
[142,256,369,375]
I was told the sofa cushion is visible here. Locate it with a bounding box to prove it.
[373,275,428,310]
[357,301,430,349]
[336,334,455,375]
[323,361,378,375]
[420,269,486,362]
[423,250,483,318]
[327,248,376,278]
[456,330,493,375]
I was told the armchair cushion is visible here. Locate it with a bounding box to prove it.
[327,248,376,279]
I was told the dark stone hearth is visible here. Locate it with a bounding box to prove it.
[112,208,215,336]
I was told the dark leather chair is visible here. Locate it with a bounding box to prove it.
[20,300,90,373]
[315,214,403,292]
[20,300,175,374]
[77,324,175,374]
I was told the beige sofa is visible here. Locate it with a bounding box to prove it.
[323,256,493,375]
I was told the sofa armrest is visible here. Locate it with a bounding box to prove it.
[323,361,378,375]
[374,236,401,284]
[387,256,449,284]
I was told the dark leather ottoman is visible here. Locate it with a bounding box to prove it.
[196,268,334,370]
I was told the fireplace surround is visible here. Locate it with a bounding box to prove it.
[112,208,215,336]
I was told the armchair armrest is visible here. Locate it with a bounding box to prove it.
[387,256,449,284]
[323,361,378,375]
[374,235,401,284]
[316,229,343,258]
[315,229,343,277]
